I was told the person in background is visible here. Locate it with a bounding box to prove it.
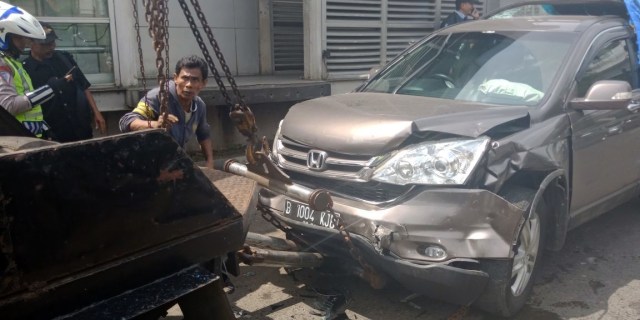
[440,0,481,29]
[0,2,67,138]
[23,22,106,142]
[119,55,214,168]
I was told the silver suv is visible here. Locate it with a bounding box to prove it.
[258,2,640,316]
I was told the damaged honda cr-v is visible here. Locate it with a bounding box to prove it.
[256,2,640,316]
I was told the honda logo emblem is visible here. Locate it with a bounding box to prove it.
[307,150,328,171]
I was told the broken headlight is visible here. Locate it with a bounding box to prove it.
[371,137,490,185]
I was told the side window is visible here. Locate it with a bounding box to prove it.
[576,39,634,97]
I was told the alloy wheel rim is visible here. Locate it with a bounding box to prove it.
[510,211,540,297]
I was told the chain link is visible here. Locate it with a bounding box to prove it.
[332,213,385,289]
[188,0,246,108]
[162,0,170,111]
[258,205,292,238]
[143,0,170,125]
[257,203,384,289]
[187,0,259,148]
[132,0,147,93]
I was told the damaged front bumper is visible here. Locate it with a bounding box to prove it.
[258,187,526,305]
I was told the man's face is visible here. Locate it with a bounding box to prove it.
[30,41,56,60]
[174,67,207,102]
[460,2,475,15]
[11,35,31,52]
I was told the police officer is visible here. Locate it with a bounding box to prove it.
[440,0,481,29]
[0,1,66,138]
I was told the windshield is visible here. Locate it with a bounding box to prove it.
[487,3,627,20]
[360,31,577,106]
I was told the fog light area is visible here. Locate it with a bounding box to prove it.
[418,245,447,260]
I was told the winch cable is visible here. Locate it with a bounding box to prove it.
[177,0,263,164]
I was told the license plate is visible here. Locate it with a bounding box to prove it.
[283,199,339,229]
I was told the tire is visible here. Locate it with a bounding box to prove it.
[473,198,548,317]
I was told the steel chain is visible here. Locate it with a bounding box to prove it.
[144,0,170,124]
[132,0,147,92]
[332,213,382,287]
[162,0,170,109]
[189,0,246,107]
[177,0,259,149]
[258,203,382,288]
[176,0,233,107]
[258,205,293,238]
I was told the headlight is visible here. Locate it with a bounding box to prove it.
[371,137,490,185]
[271,120,284,163]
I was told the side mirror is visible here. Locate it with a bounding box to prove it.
[570,80,639,111]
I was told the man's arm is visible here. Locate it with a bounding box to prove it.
[0,65,65,115]
[125,114,178,131]
[199,138,214,169]
[84,89,107,134]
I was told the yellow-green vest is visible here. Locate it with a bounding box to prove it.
[4,56,45,137]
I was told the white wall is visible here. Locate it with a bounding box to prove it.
[115,0,260,89]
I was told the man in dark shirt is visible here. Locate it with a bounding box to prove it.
[440,0,480,29]
[23,23,106,142]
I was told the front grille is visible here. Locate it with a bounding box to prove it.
[274,136,412,203]
[287,171,412,203]
[277,137,373,177]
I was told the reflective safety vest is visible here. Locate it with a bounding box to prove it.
[4,56,46,137]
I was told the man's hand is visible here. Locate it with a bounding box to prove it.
[153,113,178,129]
[94,112,107,134]
[470,9,480,20]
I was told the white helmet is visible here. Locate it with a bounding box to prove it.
[0,1,45,51]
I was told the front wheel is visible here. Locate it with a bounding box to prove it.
[474,199,547,317]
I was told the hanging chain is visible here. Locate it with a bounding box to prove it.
[187,0,258,149]
[188,0,246,107]
[176,0,232,106]
[132,0,147,92]
[162,0,170,109]
[177,0,259,155]
[143,0,170,126]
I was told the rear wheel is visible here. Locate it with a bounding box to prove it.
[474,199,547,317]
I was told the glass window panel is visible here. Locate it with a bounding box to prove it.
[577,39,633,96]
[8,1,115,85]
[51,23,114,83]
[9,0,109,18]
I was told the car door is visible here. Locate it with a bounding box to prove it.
[569,31,640,220]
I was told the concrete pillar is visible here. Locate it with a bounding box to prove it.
[112,0,138,88]
[258,0,274,75]
[303,0,324,80]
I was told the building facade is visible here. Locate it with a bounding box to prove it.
[8,0,510,149]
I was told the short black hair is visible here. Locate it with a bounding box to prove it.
[175,55,208,80]
[456,0,476,9]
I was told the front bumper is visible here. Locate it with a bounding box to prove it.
[258,187,525,304]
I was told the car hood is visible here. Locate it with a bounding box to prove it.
[281,92,530,155]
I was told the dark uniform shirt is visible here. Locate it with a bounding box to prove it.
[23,51,93,142]
[440,10,470,29]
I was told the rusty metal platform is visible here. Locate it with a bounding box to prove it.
[201,167,258,234]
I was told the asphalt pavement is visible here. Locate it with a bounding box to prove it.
[224,197,640,320]
[164,196,640,319]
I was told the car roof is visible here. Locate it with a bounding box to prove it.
[484,0,628,20]
[437,15,623,34]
